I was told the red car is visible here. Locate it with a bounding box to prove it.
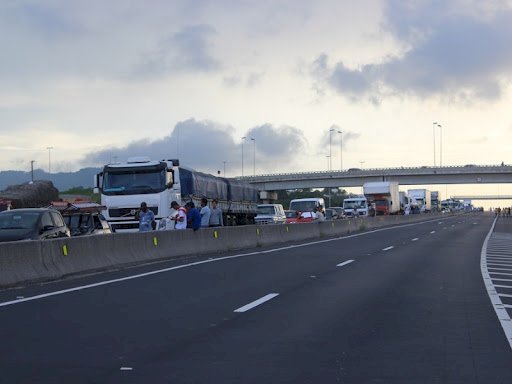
[285,210,316,223]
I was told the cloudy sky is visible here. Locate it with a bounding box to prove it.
[1,0,511,186]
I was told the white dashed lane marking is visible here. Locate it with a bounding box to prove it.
[234,293,279,313]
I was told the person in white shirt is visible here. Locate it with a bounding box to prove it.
[315,205,326,222]
[170,201,187,230]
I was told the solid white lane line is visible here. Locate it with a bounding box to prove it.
[382,246,394,251]
[234,293,279,313]
[481,216,512,351]
[336,260,355,267]
[494,285,512,289]
[498,293,512,298]
[411,238,419,242]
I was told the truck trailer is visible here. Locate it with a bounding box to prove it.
[363,181,400,215]
[94,157,260,232]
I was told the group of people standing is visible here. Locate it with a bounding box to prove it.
[137,198,224,232]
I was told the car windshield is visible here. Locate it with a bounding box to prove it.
[0,212,39,230]
[257,206,275,215]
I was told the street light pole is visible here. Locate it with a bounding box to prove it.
[437,123,443,167]
[329,128,334,171]
[46,146,53,174]
[251,138,256,176]
[433,122,437,167]
[223,161,226,177]
[338,130,343,170]
[241,136,246,177]
[30,160,36,182]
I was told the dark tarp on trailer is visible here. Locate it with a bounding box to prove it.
[179,168,229,201]
[226,178,259,202]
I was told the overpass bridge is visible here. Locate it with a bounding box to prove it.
[452,195,512,200]
[240,164,512,191]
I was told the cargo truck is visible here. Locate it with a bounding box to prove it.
[363,181,400,215]
[407,189,431,212]
[94,157,260,232]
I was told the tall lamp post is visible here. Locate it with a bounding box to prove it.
[251,137,256,176]
[46,146,53,174]
[337,130,343,170]
[328,128,334,171]
[326,155,331,207]
[30,160,36,182]
[432,122,437,167]
[223,161,227,177]
[241,136,246,177]
[437,123,443,167]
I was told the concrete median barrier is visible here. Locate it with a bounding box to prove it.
[0,212,464,288]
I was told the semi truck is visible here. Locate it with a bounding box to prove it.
[407,189,431,212]
[94,157,260,232]
[363,181,400,215]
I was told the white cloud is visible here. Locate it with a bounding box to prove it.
[0,0,511,181]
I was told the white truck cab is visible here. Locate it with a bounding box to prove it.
[342,196,369,216]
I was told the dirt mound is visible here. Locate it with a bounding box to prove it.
[0,180,59,208]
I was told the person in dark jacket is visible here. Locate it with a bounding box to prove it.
[185,202,201,231]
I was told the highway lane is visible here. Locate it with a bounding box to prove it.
[1,213,511,383]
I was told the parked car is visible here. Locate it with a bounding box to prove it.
[330,207,344,219]
[254,204,286,225]
[324,208,336,220]
[48,201,112,236]
[284,210,298,224]
[286,211,317,224]
[0,208,70,242]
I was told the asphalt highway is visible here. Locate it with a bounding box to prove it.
[1,213,511,383]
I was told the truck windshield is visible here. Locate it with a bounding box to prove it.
[343,200,366,209]
[289,201,317,212]
[102,166,166,196]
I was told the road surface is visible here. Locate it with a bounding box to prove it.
[1,213,511,383]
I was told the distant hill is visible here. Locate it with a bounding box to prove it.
[0,167,101,192]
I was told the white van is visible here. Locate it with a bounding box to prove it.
[255,204,286,225]
[289,198,325,213]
